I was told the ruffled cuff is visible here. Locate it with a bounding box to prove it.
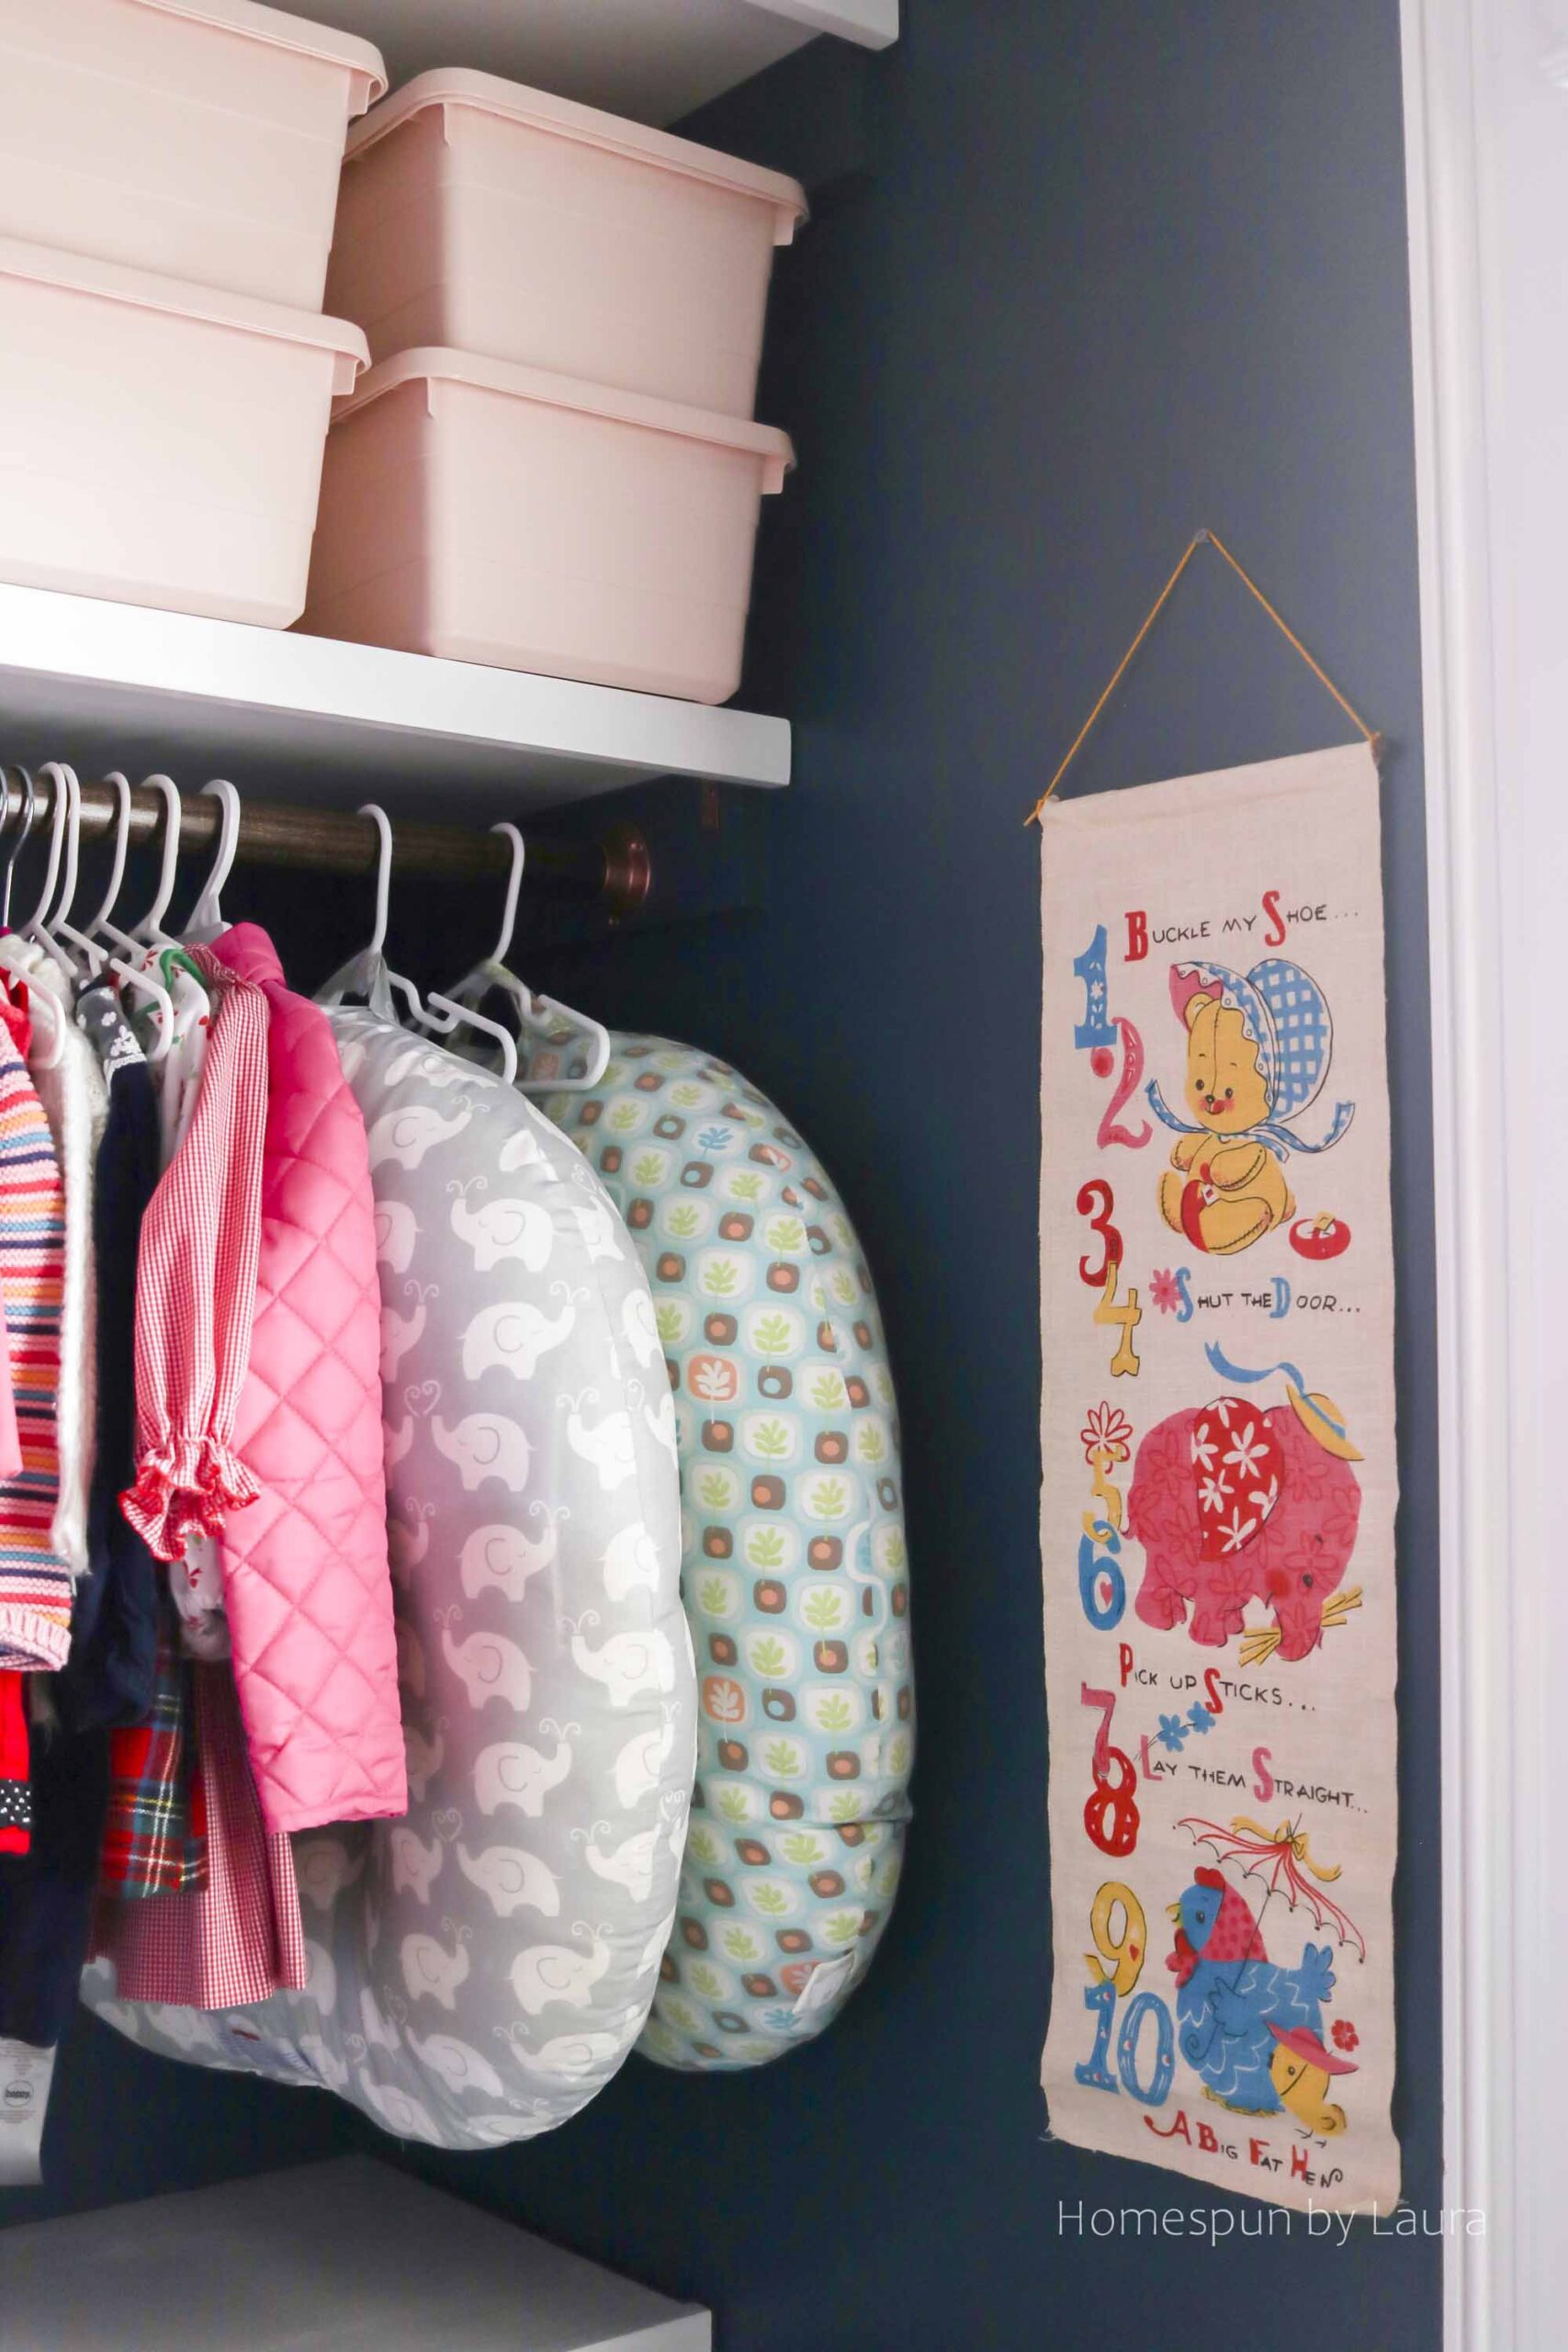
[121,1437,260,1564]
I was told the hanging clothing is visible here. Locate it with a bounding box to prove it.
[0,1695,107,2044]
[0,942,108,1584]
[206,924,404,1834]
[0,1673,28,1852]
[120,951,268,1564]
[91,1659,305,2008]
[96,1601,206,1899]
[56,981,163,1733]
[0,996,71,1672]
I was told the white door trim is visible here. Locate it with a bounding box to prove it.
[1401,5,1568,2346]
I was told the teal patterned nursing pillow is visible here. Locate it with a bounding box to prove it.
[544,1037,913,2070]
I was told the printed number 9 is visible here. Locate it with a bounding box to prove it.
[1087,1881,1147,1997]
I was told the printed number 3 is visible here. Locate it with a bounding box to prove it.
[1076,1180,1122,1286]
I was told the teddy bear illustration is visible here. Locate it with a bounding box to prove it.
[1146,958,1354,1256]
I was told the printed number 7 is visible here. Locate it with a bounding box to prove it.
[1081,1684,1140,1858]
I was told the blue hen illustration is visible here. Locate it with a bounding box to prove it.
[1166,1866,1337,2114]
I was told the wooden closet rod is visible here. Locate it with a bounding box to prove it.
[0,769,652,920]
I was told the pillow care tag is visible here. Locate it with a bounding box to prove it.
[0,2039,55,2184]
[791,1951,856,2019]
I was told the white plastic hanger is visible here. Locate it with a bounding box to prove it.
[66,770,176,1061]
[183,778,240,940]
[0,767,37,933]
[317,805,519,1083]
[126,773,208,1065]
[130,774,184,952]
[443,823,610,1091]
[25,763,78,979]
[6,762,74,1068]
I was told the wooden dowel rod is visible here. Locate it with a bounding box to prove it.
[0,770,651,917]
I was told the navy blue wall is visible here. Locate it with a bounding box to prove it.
[3,6,1441,2343]
[394,6,1442,2347]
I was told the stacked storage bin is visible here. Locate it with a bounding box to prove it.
[0,0,382,625]
[303,72,806,704]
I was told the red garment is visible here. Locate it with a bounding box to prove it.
[90,1661,305,2007]
[0,1670,28,1853]
[0,992,69,1668]
[120,954,268,1563]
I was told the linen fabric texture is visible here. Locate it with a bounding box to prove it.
[1036,743,1401,2214]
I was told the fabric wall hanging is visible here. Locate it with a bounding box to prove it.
[1037,741,1400,2212]
[545,1036,912,2068]
[85,1012,696,2149]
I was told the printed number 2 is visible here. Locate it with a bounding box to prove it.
[1080,1683,1140,1858]
[1097,1019,1153,1152]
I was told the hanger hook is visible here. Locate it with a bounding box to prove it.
[27,762,73,935]
[489,823,525,964]
[84,772,132,936]
[189,778,240,931]
[51,763,84,933]
[358,804,392,958]
[135,775,183,943]
[0,768,34,932]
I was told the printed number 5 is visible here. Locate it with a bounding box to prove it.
[1076,1180,1122,1287]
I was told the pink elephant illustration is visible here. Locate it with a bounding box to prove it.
[1125,1391,1362,1661]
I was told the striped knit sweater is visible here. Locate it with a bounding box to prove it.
[0,999,71,1670]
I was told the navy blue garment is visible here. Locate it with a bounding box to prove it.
[0,985,163,2045]
[57,982,163,1733]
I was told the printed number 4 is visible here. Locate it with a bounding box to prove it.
[1096,1261,1142,1377]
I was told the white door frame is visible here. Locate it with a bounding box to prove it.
[1401,5,1568,2346]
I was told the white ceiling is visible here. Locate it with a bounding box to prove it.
[306,0,823,128]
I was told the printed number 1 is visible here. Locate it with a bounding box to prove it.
[1072,925,1118,1052]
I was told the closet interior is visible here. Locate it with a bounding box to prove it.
[0,2,904,2342]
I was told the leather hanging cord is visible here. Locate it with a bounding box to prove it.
[1025,528,1380,825]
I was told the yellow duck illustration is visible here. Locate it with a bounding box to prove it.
[1268,2022,1358,2136]
[1149,961,1355,1258]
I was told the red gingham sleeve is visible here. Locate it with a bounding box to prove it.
[120,954,269,1564]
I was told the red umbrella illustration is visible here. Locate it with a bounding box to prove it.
[1176,1814,1367,1962]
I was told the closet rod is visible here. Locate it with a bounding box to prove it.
[0,769,652,919]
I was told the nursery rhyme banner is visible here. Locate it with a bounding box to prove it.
[1037,742,1400,2214]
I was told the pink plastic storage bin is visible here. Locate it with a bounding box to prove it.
[0,236,367,627]
[326,68,807,417]
[0,0,385,307]
[301,347,793,704]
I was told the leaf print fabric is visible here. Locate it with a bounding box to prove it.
[545,1037,913,2070]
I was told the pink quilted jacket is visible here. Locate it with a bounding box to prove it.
[210,925,406,1834]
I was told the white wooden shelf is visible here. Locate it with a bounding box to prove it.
[302,0,897,128]
[3,2156,711,2351]
[0,584,791,817]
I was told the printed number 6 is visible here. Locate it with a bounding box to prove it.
[1077,1179,1122,1288]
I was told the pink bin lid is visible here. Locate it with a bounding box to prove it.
[337,345,796,494]
[131,0,387,112]
[0,234,370,397]
[346,66,808,246]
